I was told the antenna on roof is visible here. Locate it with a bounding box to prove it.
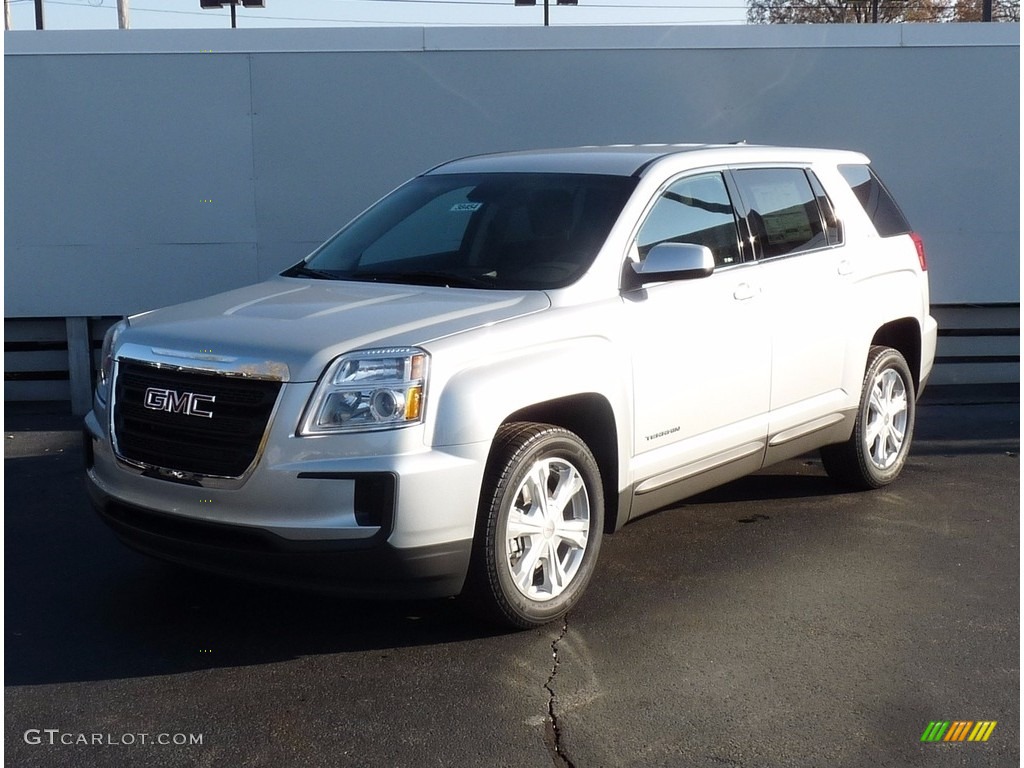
[728,140,747,145]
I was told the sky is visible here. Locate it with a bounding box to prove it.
[4,0,751,30]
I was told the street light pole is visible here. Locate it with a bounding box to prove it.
[117,0,130,29]
[5,0,13,31]
[200,1,264,28]
[516,0,574,26]
[34,0,44,29]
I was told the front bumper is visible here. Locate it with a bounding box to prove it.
[83,392,488,598]
[86,479,472,598]
[918,313,939,396]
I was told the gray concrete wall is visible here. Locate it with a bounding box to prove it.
[4,24,1020,319]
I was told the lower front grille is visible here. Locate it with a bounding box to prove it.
[113,360,282,478]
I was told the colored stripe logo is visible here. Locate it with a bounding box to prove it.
[921,721,997,742]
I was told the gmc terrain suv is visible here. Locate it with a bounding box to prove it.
[84,144,937,628]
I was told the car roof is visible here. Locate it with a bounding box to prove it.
[426,144,869,178]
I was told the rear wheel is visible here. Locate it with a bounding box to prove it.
[465,422,603,629]
[821,345,916,489]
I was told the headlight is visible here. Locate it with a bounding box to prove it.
[96,319,128,404]
[300,348,429,434]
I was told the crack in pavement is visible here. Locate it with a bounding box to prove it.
[543,616,576,768]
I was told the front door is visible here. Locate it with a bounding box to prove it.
[626,171,771,514]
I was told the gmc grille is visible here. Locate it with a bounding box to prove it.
[113,360,282,478]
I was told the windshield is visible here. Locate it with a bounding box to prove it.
[284,172,637,290]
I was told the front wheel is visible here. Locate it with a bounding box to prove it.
[821,345,916,489]
[465,422,604,629]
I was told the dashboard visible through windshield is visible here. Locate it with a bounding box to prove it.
[284,172,637,290]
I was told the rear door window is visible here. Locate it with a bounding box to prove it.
[732,168,828,259]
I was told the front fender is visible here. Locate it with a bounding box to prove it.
[428,336,632,450]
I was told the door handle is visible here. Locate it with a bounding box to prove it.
[733,282,757,301]
[837,259,854,276]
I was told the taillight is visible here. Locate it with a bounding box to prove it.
[910,232,927,271]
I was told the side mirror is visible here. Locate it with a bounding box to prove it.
[631,243,715,284]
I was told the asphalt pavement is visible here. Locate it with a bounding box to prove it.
[3,399,1019,767]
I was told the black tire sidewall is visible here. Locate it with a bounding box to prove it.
[853,348,916,488]
[485,429,604,628]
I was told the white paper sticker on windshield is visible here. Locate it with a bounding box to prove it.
[450,202,483,212]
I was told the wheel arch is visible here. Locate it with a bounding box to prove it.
[502,394,625,535]
[871,317,922,391]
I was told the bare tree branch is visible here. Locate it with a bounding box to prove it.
[747,0,1018,23]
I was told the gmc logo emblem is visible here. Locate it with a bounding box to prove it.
[143,387,216,418]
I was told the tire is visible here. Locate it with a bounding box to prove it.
[464,422,604,629]
[821,345,916,490]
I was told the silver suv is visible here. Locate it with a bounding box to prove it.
[84,144,937,628]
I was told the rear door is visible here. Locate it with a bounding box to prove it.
[729,166,852,460]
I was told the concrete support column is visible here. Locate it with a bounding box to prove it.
[66,317,93,416]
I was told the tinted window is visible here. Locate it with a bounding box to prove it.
[807,171,843,246]
[838,164,912,237]
[637,173,741,266]
[361,186,477,266]
[733,168,827,259]
[290,173,637,290]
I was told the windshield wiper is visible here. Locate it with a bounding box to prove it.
[349,271,494,289]
[283,264,341,280]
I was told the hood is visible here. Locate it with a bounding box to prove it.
[121,277,550,382]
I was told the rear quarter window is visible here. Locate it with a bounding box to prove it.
[838,164,912,237]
